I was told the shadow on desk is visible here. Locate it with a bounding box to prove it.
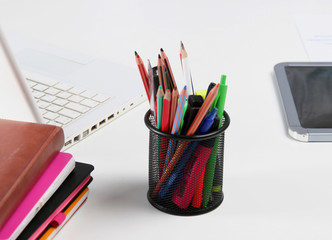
[88,177,153,218]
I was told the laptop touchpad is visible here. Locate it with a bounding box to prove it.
[16,50,83,77]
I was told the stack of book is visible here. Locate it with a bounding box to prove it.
[0,119,94,240]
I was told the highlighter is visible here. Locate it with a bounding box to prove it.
[181,95,204,135]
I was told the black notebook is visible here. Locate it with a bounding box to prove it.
[18,162,94,240]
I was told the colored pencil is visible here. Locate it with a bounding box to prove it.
[160,48,177,90]
[157,54,167,92]
[186,83,220,136]
[169,87,179,132]
[180,41,194,95]
[135,51,150,101]
[156,86,164,129]
[159,89,171,175]
[170,85,187,135]
[162,89,171,133]
[147,60,155,120]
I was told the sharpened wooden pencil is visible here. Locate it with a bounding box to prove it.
[160,48,177,90]
[180,42,194,95]
[135,51,150,101]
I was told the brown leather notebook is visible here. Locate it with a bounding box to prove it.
[0,119,64,229]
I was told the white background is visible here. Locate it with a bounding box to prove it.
[0,0,332,239]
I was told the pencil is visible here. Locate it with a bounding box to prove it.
[135,51,150,101]
[151,84,219,199]
[180,41,194,95]
[159,89,171,175]
[157,54,167,92]
[147,60,155,120]
[156,85,164,129]
[169,87,179,132]
[186,83,220,136]
[162,89,171,133]
[171,85,187,135]
[160,48,177,90]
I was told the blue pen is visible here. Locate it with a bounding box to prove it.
[158,108,218,201]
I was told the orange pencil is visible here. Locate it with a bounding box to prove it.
[169,87,179,132]
[135,51,150,101]
[186,84,220,136]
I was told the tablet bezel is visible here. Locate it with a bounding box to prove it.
[274,62,332,142]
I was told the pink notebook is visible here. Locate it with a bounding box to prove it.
[29,175,91,240]
[0,152,75,240]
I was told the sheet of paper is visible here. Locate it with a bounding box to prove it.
[294,15,332,61]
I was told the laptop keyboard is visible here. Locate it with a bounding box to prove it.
[26,74,110,127]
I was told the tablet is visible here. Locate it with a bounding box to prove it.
[274,62,332,142]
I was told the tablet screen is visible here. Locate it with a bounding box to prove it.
[285,66,332,128]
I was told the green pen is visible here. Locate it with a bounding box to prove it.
[202,75,228,208]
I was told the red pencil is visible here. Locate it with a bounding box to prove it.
[162,89,171,133]
[135,51,150,101]
[159,89,171,175]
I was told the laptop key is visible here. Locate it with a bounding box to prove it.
[53,98,69,106]
[81,99,99,108]
[59,108,80,119]
[56,91,72,99]
[32,91,45,99]
[37,100,51,109]
[41,94,57,102]
[54,116,71,125]
[65,102,90,113]
[43,112,59,120]
[26,80,37,87]
[32,84,48,92]
[68,95,84,103]
[80,90,97,98]
[45,87,61,95]
[46,104,63,113]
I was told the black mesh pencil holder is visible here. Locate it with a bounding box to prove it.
[144,110,230,216]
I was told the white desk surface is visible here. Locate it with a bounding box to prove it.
[1,0,332,239]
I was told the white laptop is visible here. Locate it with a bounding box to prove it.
[0,29,145,149]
